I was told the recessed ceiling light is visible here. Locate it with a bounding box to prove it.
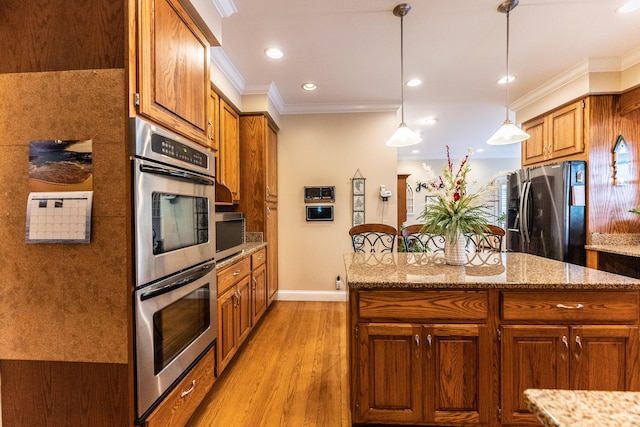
[264,48,283,59]
[406,79,422,87]
[617,0,640,13]
[301,83,317,91]
[424,117,438,125]
[411,149,420,154]
[498,75,515,84]
[476,148,485,153]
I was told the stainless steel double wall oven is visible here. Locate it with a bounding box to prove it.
[131,117,217,421]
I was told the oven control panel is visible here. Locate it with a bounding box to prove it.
[151,134,208,168]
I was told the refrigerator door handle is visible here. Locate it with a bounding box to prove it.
[518,181,527,241]
[522,181,532,243]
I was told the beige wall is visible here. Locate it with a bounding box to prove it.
[276,112,398,298]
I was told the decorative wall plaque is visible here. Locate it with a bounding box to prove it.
[613,135,631,186]
[351,169,366,226]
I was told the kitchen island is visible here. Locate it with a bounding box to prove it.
[344,252,640,426]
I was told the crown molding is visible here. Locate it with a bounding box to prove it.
[512,52,640,111]
[281,102,399,115]
[210,47,245,94]
[212,0,237,18]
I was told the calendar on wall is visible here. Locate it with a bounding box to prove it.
[25,191,93,243]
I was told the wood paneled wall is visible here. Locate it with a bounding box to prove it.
[0,0,125,73]
[0,360,129,426]
[587,90,640,236]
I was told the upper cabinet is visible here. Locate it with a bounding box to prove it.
[219,99,241,202]
[136,0,210,146]
[521,99,587,166]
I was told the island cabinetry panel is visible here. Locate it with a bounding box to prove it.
[137,0,211,145]
[521,99,587,166]
[352,290,493,426]
[500,290,640,425]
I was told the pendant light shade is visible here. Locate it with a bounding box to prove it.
[386,4,422,148]
[487,0,529,146]
[386,123,422,147]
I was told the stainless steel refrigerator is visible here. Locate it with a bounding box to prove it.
[506,161,587,266]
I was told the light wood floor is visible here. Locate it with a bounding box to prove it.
[187,301,352,427]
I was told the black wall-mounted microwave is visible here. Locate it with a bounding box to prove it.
[306,205,334,221]
[304,186,335,203]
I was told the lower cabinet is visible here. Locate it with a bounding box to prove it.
[251,248,268,324]
[216,247,270,376]
[217,257,252,375]
[501,324,639,425]
[356,323,491,425]
[145,348,215,427]
[350,288,640,426]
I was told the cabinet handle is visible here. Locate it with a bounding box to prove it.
[556,303,584,310]
[426,334,433,359]
[180,380,196,398]
[574,335,583,361]
[414,334,420,359]
[562,335,569,360]
[233,270,241,276]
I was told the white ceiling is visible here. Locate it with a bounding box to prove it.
[210,0,640,160]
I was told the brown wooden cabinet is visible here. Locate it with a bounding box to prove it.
[137,0,211,145]
[500,290,640,425]
[266,202,279,305]
[145,348,215,427]
[239,114,279,306]
[251,248,268,325]
[216,257,251,375]
[208,89,220,152]
[352,290,492,426]
[219,99,240,202]
[521,99,586,166]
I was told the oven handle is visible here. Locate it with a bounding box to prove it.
[140,262,215,301]
[139,164,214,186]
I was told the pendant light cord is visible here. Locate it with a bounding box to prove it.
[400,12,406,124]
[504,10,510,122]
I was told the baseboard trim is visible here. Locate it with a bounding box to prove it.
[275,290,348,302]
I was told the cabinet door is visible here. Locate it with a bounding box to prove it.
[266,123,278,202]
[501,326,569,425]
[251,262,268,325]
[220,99,240,201]
[356,323,423,424]
[521,116,546,166]
[138,0,210,145]
[266,202,278,306]
[426,325,491,425]
[549,100,584,159]
[217,286,237,375]
[571,326,640,391]
[208,89,219,152]
[236,276,252,347]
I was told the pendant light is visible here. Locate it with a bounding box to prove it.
[486,0,530,145]
[386,3,422,147]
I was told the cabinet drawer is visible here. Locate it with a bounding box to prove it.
[252,248,266,268]
[501,291,639,323]
[145,347,215,427]
[359,290,488,322]
[217,257,251,296]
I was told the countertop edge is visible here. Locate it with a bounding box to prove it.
[216,242,266,270]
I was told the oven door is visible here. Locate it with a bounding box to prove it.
[134,157,215,286]
[134,260,216,419]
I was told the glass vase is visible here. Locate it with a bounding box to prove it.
[444,233,466,266]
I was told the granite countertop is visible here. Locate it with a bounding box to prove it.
[216,242,266,270]
[586,233,640,258]
[524,389,640,427]
[343,252,640,290]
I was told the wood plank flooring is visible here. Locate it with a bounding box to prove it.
[186,301,351,427]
